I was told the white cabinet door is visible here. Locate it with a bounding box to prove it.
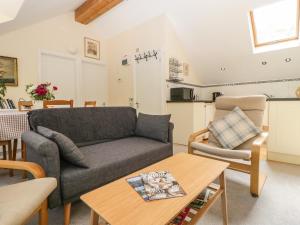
[81,61,108,106]
[268,101,300,156]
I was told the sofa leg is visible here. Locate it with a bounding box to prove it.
[39,200,48,225]
[64,203,71,225]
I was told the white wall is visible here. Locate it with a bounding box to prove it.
[0,12,107,103]
[106,15,200,107]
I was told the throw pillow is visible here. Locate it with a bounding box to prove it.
[135,113,171,143]
[37,126,89,168]
[208,107,260,149]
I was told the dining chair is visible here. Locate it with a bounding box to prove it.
[84,101,96,107]
[43,100,74,109]
[0,140,13,176]
[18,101,33,112]
[188,95,268,197]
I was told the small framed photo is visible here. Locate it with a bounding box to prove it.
[84,37,100,60]
[183,63,189,76]
[0,56,18,86]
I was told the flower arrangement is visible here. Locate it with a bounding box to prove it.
[26,83,58,101]
[0,81,7,100]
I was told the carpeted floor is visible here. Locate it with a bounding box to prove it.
[1,145,300,225]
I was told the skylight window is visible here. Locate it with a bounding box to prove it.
[250,0,300,47]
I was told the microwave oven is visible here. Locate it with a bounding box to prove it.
[170,88,194,101]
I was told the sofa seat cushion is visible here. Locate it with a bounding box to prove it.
[60,137,173,201]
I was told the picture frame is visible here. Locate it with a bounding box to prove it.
[84,37,100,60]
[0,56,18,86]
[183,63,189,76]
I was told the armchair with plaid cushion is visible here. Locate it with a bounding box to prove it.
[188,95,268,197]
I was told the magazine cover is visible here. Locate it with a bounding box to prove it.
[140,171,186,200]
[126,176,149,201]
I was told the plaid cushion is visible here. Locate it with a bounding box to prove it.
[208,107,260,149]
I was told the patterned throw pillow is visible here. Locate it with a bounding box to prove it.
[208,107,260,149]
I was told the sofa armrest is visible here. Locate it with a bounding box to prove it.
[21,131,62,208]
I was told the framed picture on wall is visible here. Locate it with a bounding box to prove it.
[0,56,18,86]
[84,37,100,60]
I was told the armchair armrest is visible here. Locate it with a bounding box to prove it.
[0,160,45,178]
[252,131,269,148]
[188,128,209,153]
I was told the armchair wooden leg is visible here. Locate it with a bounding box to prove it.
[64,203,71,225]
[250,146,267,197]
[39,200,48,225]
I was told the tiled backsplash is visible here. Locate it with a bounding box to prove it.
[166,78,300,101]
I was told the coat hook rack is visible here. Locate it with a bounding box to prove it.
[134,49,159,63]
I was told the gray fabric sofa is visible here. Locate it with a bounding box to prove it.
[22,107,173,209]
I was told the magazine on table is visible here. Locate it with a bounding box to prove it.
[127,171,186,201]
[140,171,186,201]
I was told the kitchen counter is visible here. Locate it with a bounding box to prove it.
[267,98,300,101]
[166,100,214,103]
[167,98,300,103]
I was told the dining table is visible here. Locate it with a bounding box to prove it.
[0,109,30,176]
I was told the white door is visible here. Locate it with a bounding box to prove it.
[40,52,78,103]
[81,61,108,106]
[134,51,164,114]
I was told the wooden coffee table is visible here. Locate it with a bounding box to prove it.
[81,153,229,225]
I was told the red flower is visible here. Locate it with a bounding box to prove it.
[53,86,58,91]
[35,86,47,96]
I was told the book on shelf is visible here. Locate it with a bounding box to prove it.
[0,99,16,109]
[170,184,218,225]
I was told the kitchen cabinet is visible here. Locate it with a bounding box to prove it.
[267,101,300,164]
[167,102,214,145]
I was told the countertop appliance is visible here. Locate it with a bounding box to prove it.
[212,92,223,101]
[171,87,194,101]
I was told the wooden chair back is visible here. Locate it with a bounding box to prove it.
[43,100,74,109]
[18,101,33,111]
[84,101,96,107]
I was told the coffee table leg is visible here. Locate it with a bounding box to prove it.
[90,210,99,225]
[220,171,228,225]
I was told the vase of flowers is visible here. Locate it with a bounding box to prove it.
[26,83,58,107]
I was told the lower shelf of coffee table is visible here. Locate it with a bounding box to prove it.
[169,183,222,225]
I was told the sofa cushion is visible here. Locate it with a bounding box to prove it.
[135,113,171,143]
[37,126,89,168]
[28,107,137,146]
[60,137,173,201]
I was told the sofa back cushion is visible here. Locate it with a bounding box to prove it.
[135,113,171,143]
[28,107,137,145]
[37,126,89,168]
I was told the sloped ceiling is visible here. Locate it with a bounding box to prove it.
[90,0,300,85]
[1,0,299,85]
[0,0,85,34]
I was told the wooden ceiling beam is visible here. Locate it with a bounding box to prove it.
[75,0,124,24]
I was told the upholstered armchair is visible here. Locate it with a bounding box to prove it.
[188,96,268,197]
[0,160,57,225]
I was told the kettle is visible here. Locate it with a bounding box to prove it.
[212,92,223,101]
